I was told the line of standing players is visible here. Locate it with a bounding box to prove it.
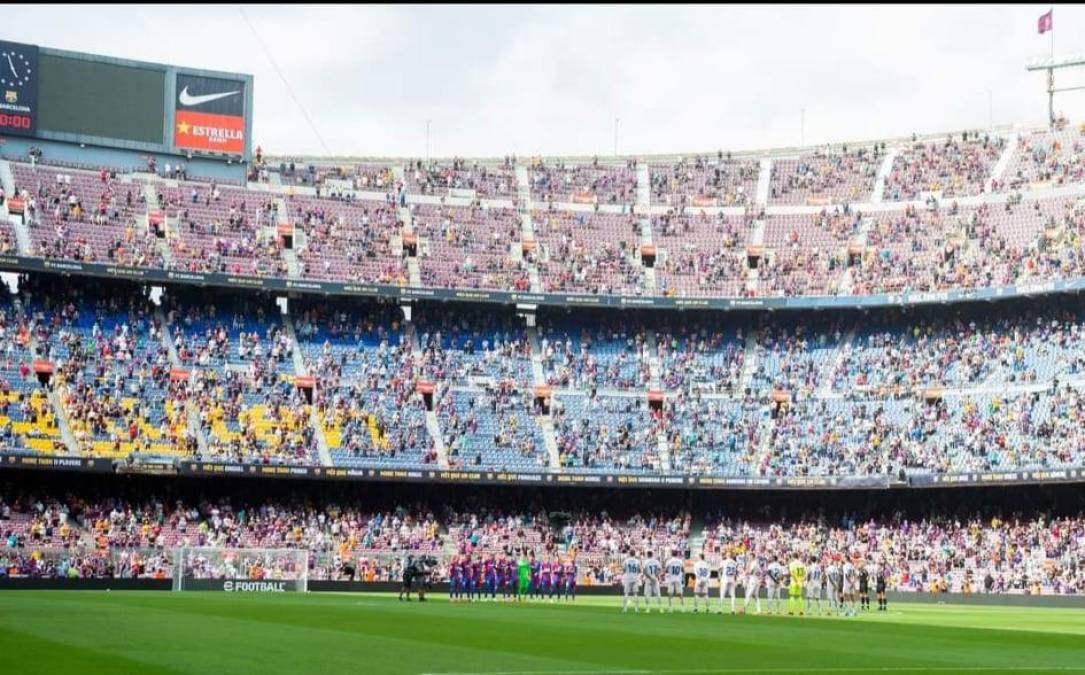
[448,552,578,602]
[621,546,889,616]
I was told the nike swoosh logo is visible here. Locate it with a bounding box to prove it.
[179,86,241,107]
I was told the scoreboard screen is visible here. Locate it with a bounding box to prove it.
[0,42,250,159]
[37,53,165,144]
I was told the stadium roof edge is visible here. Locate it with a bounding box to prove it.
[265,121,1042,167]
[38,43,254,83]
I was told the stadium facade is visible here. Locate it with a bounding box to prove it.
[0,40,1083,606]
[0,40,1084,496]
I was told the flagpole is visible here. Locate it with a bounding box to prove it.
[1050,6,1055,126]
[1050,6,1055,59]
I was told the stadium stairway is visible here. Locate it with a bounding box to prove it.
[752,406,778,475]
[817,329,854,399]
[23,319,80,456]
[515,164,530,204]
[746,219,765,295]
[156,306,208,457]
[400,205,423,287]
[639,214,657,294]
[643,329,671,472]
[275,197,301,278]
[407,321,449,468]
[645,329,662,390]
[0,159,13,197]
[525,325,561,469]
[281,306,332,466]
[0,159,33,255]
[986,132,1019,192]
[636,161,650,208]
[756,158,772,206]
[515,169,544,293]
[835,216,872,296]
[142,179,179,268]
[509,185,540,295]
[738,329,762,395]
[871,148,899,203]
[9,210,32,257]
[689,516,709,559]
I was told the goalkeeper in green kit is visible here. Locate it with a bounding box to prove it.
[788,555,807,615]
[517,551,531,602]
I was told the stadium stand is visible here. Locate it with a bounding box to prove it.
[412,203,529,291]
[649,156,759,208]
[769,146,882,205]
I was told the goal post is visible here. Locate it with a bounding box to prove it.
[172,547,309,592]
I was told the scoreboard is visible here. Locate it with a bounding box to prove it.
[38,52,165,144]
[0,40,252,161]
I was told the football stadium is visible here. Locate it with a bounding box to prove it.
[2,5,1085,674]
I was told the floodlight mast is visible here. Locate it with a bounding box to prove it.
[1026,54,1085,127]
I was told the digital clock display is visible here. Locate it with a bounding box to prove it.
[0,113,31,129]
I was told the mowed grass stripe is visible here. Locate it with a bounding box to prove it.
[0,592,1082,675]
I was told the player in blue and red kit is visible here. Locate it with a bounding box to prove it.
[449,556,464,602]
[530,555,542,600]
[484,556,497,600]
[563,558,577,602]
[467,556,481,602]
[539,559,552,599]
[549,558,563,601]
[500,557,514,601]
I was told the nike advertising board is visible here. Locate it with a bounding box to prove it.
[174,73,245,154]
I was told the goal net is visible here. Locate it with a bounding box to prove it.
[172,547,309,592]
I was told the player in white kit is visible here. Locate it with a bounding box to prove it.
[827,557,843,615]
[692,554,711,613]
[642,551,663,613]
[742,556,763,614]
[805,556,824,615]
[842,558,858,617]
[718,551,739,614]
[664,551,686,612]
[765,557,786,614]
[621,549,642,613]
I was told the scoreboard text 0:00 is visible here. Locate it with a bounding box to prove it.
[0,114,32,130]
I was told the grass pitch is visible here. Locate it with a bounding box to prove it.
[1,592,1083,674]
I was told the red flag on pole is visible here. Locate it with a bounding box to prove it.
[1038,9,1053,35]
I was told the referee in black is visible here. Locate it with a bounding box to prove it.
[858,565,870,611]
[398,555,415,601]
[876,564,888,611]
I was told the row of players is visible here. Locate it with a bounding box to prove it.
[448,554,578,602]
[622,549,889,616]
[444,548,890,615]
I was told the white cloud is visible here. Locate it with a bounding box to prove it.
[4,4,1085,157]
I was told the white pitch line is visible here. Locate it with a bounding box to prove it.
[421,668,1085,675]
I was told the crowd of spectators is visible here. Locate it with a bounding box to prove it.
[6,143,1085,301]
[406,158,518,199]
[4,486,1083,595]
[530,158,638,204]
[883,132,1005,200]
[650,155,758,207]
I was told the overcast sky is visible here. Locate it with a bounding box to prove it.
[6,4,1085,158]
